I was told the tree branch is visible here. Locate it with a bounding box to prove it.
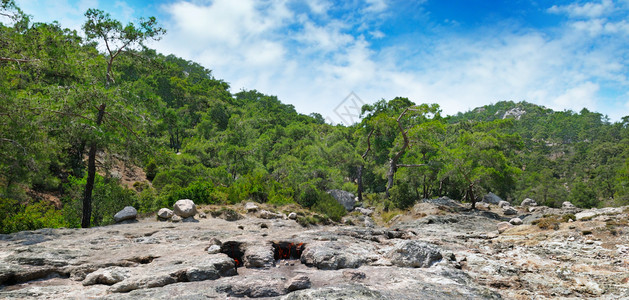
[362,128,374,159]
[104,112,139,138]
[0,57,39,63]
[0,138,27,155]
[397,164,429,168]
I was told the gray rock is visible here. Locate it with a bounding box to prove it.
[245,202,259,213]
[497,222,513,233]
[285,275,311,292]
[244,245,275,268]
[498,200,510,208]
[521,198,538,207]
[288,212,298,220]
[173,199,197,218]
[227,277,285,298]
[113,206,137,223]
[482,192,502,204]
[207,245,221,254]
[110,274,176,293]
[157,208,174,219]
[258,210,285,219]
[509,218,523,225]
[171,215,182,222]
[387,240,443,268]
[575,207,623,221]
[301,242,367,270]
[562,201,576,209]
[503,206,518,215]
[82,267,128,286]
[282,285,383,300]
[342,270,366,281]
[355,207,374,216]
[199,212,207,218]
[327,189,356,211]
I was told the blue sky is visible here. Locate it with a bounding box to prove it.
[11,0,629,123]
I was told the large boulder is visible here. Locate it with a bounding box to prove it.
[482,192,502,204]
[245,202,259,213]
[82,267,128,286]
[327,189,356,211]
[503,206,518,215]
[387,240,443,268]
[113,206,137,223]
[562,201,576,209]
[173,199,197,218]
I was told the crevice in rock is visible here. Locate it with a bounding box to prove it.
[1,269,70,287]
[272,241,305,260]
[221,241,245,268]
[125,255,158,264]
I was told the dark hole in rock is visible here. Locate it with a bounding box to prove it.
[272,242,305,260]
[221,241,245,268]
[127,255,158,264]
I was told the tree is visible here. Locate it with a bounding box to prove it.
[79,9,164,228]
[442,120,522,209]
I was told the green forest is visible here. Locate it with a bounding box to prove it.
[1,2,629,233]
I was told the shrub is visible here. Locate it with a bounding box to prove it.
[0,198,68,234]
[312,192,346,222]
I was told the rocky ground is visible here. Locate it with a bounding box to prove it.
[1,200,628,299]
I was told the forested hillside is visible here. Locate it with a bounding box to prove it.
[1,2,628,233]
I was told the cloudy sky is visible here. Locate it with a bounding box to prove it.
[12,0,629,123]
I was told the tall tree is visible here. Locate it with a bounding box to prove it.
[79,9,164,228]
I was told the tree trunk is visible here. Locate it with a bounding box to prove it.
[357,165,364,201]
[468,183,476,210]
[386,158,396,198]
[81,103,106,228]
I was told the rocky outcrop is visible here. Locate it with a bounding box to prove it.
[244,244,275,268]
[173,199,196,218]
[114,206,137,223]
[387,240,442,268]
[520,198,537,207]
[300,242,367,270]
[327,189,356,211]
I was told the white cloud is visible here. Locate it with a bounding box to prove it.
[364,0,388,13]
[548,0,615,18]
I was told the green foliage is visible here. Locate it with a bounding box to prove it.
[0,198,68,233]
[311,193,346,222]
[389,180,417,209]
[63,175,137,227]
[569,181,598,208]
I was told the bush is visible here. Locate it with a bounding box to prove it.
[389,181,417,209]
[0,198,68,234]
[312,193,346,222]
[162,181,220,207]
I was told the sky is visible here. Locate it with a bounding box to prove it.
[11,0,629,124]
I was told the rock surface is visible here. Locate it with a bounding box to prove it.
[114,206,137,223]
[520,198,538,207]
[482,192,502,204]
[1,202,628,299]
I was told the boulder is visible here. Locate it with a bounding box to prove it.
[171,215,182,222]
[173,199,197,218]
[482,192,502,204]
[113,206,137,223]
[245,202,259,213]
[258,210,285,219]
[497,222,513,234]
[498,201,510,208]
[285,275,311,292]
[244,245,275,268]
[82,267,128,286]
[355,207,374,216]
[562,201,576,209]
[503,206,518,215]
[327,189,356,211]
[509,218,523,225]
[226,276,285,298]
[288,212,298,220]
[301,242,367,270]
[387,240,443,268]
[521,198,538,207]
[157,208,174,219]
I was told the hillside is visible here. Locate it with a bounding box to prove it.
[1,3,629,234]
